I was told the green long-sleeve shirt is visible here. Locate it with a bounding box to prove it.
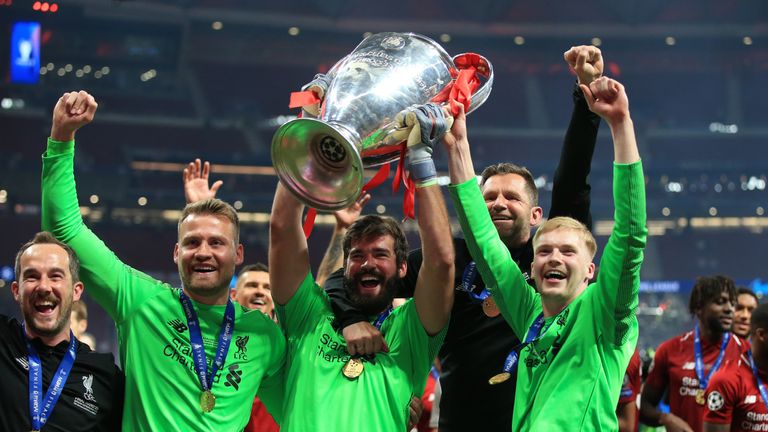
[449,161,647,431]
[41,138,286,431]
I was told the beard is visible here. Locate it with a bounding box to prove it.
[23,292,72,338]
[343,268,399,316]
[705,313,730,335]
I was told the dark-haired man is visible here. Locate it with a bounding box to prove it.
[324,45,604,431]
[733,287,759,339]
[703,302,768,432]
[269,103,455,430]
[41,90,286,431]
[642,275,747,432]
[0,232,123,431]
[232,263,275,321]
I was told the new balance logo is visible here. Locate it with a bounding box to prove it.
[682,362,695,370]
[224,364,242,391]
[745,395,757,404]
[15,356,29,370]
[167,319,188,333]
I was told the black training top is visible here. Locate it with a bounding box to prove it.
[0,315,124,431]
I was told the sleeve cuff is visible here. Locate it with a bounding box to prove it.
[46,138,75,156]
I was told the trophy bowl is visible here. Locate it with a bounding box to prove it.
[272,32,493,210]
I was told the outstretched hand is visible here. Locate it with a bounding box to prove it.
[333,192,371,229]
[183,159,223,204]
[564,45,604,86]
[50,90,98,142]
[579,77,629,126]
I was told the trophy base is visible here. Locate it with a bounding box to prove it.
[271,118,364,211]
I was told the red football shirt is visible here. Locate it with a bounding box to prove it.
[704,353,768,432]
[243,397,279,432]
[646,331,747,432]
[618,349,641,431]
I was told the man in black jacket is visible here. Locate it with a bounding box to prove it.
[325,45,604,431]
[0,232,123,431]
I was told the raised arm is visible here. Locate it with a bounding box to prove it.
[549,45,603,226]
[443,106,539,335]
[183,158,223,204]
[412,183,454,335]
[42,91,163,322]
[580,77,640,165]
[268,183,311,305]
[399,104,455,336]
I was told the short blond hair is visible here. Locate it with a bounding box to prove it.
[532,217,597,259]
[178,199,240,245]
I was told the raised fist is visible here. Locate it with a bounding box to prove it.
[564,45,604,86]
[50,90,98,142]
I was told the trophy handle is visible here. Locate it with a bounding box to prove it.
[453,53,494,115]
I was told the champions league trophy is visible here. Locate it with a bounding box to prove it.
[272,32,494,210]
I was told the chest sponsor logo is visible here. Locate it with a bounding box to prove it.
[163,336,224,383]
[682,362,695,370]
[316,332,352,364]
[746,395,758,404]
[234,336,249,360]
[167,319,188,333]
[223,364,243,391]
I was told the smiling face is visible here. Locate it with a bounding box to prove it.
[343,234,405,316]
[174,213,243,304]
[482,173,543,246]
[232,270,273,317]
[733,292,759,338]
[12,243,83,342]
[697,290,735,335]
[532,227,595,312]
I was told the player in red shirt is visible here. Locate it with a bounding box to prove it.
[733,287,759,340]
[704,302,768,432]
[617,349,642,432]
[641,275,746,432]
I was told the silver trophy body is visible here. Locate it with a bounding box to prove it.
[272,32,493,210]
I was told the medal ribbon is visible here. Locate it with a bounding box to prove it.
[747,351,768,411]
[457,261,490,302]
[694,324,730,389]
[24,326,77,431]
[499,312,552,375]
[179,290,235,394]
[372,306,393,330]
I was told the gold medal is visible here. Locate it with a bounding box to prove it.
[695,389,706,405]
[342,358,364,380]
[482,297,500,317]
[488,372,511,385]
[200,390,216,413]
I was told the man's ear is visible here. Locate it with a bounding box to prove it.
[235,243,244,266]
[173,243,180,265]
[585,262,596,282]
[11,281,21,302]
[398,260,407,279]
[72,281,84,302]
[530,206,544,226]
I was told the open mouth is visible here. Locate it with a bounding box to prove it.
[192,265,217,275]
[491,214,513,222]
[33,300,58,316]
[250,298,266,306]
[543,270,567,283]
[360,275,381,289]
